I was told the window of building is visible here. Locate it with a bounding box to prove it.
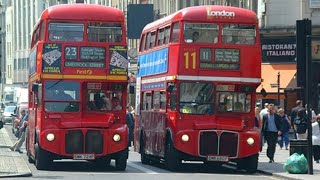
[87,22,122,42]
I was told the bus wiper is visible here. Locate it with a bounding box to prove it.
[46,79,63,89]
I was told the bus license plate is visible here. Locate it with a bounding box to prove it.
[207,155,229,162]
[73,154,95,160]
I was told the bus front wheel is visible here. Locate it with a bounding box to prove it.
[115,149,128,171]
[165,141,181,171]
[35,143,52,170]
[237,153,258,173]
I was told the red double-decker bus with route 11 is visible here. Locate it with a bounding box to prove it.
[134,5,261,173]
[27,4,129,170]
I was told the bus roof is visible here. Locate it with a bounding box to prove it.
[40,4,124,22]
[143,5,257,32]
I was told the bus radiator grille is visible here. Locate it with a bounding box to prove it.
[65,130,84,154]
[219,132,238,157]
[199,131,218,156]
[199,131,238,158]
[85,130,103,154]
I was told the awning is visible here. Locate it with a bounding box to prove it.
[256,64,297,98]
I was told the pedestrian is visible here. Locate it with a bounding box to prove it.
[255,107,262,129]
[277,108,291,150]
[9,110,28,153]
[290,100,303,129]
[260,103,269,119]
[293,108,307,139]
[126,105,134,146]
[261,104,282,163]
[312,114,320,163]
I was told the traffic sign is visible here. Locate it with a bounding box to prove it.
[270,83,279,88]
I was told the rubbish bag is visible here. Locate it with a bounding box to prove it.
[283,153,308,174]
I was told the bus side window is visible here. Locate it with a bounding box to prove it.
[170,22,180,43]
[146,92,152,110]
[145,32,151,51]
[164,26,170,44]
[157,28,164,46]
[139,34,146,52]
[160,91,166,110]
[153,91,160,110]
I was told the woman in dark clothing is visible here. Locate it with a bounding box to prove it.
[277,108,291,150]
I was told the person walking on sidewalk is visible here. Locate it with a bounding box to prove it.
[262,104,282,163]
[277,108,291,150]
[290,100,303,129]
[9,110,28,153]
[312,114,320,163]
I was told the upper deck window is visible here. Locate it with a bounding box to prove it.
[222,24,256,45]
[49,23,84,42]
[184,23,218,43]
[87,22,122,43]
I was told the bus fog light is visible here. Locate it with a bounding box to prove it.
[247,137,254,145]
[113,134,121,142]
[181,134,189,142]
[46,133,55,142]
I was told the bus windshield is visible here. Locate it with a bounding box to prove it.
[44,81,80,112]
[49,23,84,41]
[179,82,214,114]
[184,23,218,43]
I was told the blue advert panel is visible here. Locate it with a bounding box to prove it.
[138,48,168,77]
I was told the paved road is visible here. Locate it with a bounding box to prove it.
[0,124,277,180]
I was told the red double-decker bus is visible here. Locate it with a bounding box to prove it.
[27,4,129,170]
[134,5,261,172]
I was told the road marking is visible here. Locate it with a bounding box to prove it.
[127,162,159,174]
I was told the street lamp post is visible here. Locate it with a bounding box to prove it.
[277,72,280,107]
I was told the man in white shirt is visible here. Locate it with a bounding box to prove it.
[260,103,269,119]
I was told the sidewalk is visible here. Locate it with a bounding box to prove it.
[0,127,32,177]
[258,142,320,180]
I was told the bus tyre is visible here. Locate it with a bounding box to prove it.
[238,153,258,173]
[115,150,127,171]
[35,143,52,170]
[165,141,181,171]
[140,136,149,164]
[27,150,34,163]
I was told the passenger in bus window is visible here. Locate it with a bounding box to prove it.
[112,97,122,110]
[102,94,112,110]
[192,31,200,42]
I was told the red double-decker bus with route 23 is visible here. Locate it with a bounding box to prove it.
[27,4,129,170]
[134,5,261,173]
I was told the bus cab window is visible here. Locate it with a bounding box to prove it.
[87,90,122,111]
[217,92,251,113]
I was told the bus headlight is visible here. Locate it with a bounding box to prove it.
[181,134,189,142]
[113,134,121,142]
[46,133,55,142]
[246,137,254,145]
